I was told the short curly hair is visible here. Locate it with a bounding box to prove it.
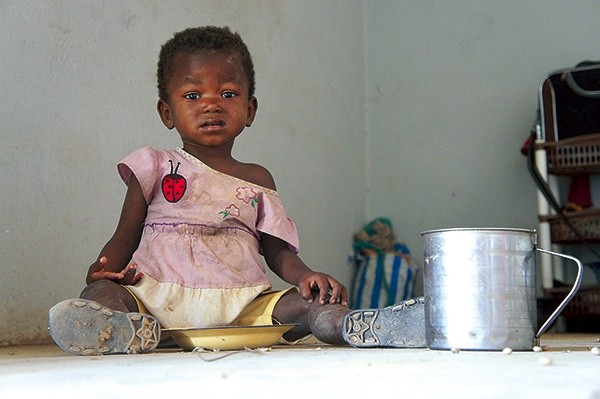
[157,26,256,101]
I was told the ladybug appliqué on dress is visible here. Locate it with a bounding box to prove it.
[162,160,187,203]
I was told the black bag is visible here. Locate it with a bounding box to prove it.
[542,61,600,141]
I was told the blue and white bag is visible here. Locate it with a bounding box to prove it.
[349,244,419,309]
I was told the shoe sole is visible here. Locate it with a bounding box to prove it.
[343,297,426,348]
[48,299,161,355]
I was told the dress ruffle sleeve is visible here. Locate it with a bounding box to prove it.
[117,146,160,204]
[256,191,300,253]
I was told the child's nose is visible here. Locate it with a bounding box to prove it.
[201,96,222,113]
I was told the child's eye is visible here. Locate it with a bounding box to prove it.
[222,91,237,99]
[184,93,200,100]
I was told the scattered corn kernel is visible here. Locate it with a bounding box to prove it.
[538,356,553,366]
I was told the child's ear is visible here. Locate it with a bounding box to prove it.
[157,99,175,130]
[245,96,258,127]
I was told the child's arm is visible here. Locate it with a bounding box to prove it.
[249,165,347,305]
[85,174,148,285]
[262,233,348,306]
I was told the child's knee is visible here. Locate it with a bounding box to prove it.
[79,280,138,312]
[80,279,119,298]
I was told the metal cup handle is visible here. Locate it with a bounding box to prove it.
[535,248,584,338]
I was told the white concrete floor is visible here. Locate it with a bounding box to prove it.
[1,334,599,398]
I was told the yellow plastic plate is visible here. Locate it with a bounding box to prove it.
[162,324,296,351]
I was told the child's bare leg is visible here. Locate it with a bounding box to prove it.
[307,302,349,345]
[272,290,349,345]
[79,279,139,313]
[273,291,427,348]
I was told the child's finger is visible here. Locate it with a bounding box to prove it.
[340,286,349,306]
[88,256,107,275]
[297,280,314,303]
[329,286,341,304]
[333,285,349,306]
[130,272,143,285]
[316,281,331,305]
[122,263,137,273]
[326,279,341,303]
[330,282,349,305]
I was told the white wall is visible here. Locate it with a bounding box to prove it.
[364,1,600,284]
[0,0,365,345]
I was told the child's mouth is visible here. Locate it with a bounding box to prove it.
[201,119,225,128]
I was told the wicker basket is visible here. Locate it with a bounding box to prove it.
[544,285,600,332]
[539,134,600,174]
[539,208,600,244]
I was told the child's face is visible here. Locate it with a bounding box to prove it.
[157,51,257,154]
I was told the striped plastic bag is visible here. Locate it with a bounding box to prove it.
[349,242,419,309]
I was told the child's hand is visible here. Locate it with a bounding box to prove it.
[87,256,143,285]
[298,271,348,306]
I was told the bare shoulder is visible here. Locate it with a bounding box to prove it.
[239,162,277,190]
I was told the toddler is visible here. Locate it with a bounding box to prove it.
[48,26,424,355]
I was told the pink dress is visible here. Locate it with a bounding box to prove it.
[117,147,299,328]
